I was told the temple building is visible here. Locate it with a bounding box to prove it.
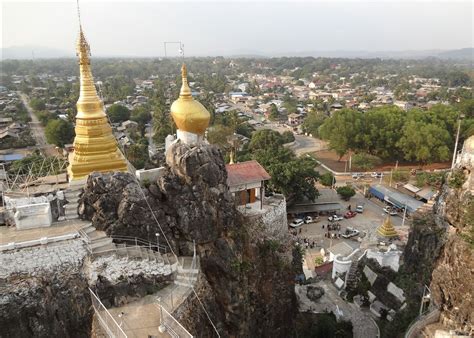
[67,27,127,181]
[226,160,271,210]
[170,64,210,146]
[377,216,399,239]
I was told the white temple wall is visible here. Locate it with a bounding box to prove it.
[14,203,52,230]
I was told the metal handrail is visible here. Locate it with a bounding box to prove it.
[89,287,128,338]
[111,235,169,253]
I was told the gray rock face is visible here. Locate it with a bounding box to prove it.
[307,285,325,301]
[78,142,297,337]
[0,268,92,338]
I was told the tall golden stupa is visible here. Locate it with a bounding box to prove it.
[170,64,210,145]
[377,215,399,238]
[67,27,127,181]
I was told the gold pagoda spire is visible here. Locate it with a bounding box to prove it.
[170,63,210,135]
[179,63,192,98]
[67,19,127,181]
[377,215,398,238]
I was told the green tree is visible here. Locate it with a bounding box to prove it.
[282,130,295,143]
[397,120,451,164]
[319,172,335,187]
[152,103,173,144]
[125,143,149,169]
[107,104,130,123]
[249,129,284,151]
[269,103,279,121]
[207,125,234,151]
[336,186,356,201]
[30,98,46,111]
[302,111,326,137]
[44,119,75,147]
[319,109,364,160]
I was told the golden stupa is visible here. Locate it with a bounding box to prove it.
[377,216,398,238]
[170,64,210,135]
[67,27,127,181]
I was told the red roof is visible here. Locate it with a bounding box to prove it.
[226,160,271,187]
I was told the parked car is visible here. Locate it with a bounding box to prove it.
[304,215,318,224]
[342,227,360,239]
[355,205,364,213]
[344,211,357,219]
[328,214,344,222]
[383,207,398,216]
[290,219,304,228]
[352,173,365,179]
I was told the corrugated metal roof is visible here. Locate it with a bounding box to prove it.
[226,160,270,187]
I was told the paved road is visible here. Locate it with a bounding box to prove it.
[18,92,48,147]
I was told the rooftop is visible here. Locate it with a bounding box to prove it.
[226,160,271,187]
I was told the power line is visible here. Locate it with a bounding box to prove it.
[101,97,221,337]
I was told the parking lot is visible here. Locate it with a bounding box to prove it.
[291,190,411,271]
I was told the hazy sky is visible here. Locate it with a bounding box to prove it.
[2,0,473,57]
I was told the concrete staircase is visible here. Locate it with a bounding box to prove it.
[174,256,199,287]
[344,260,359,290]
[63,179,86,220]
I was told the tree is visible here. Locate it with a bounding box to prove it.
[319,109,364,160]
[249,129,284,151]
[351,153,382,171]
[302,111,326,137]
[397,120,451,164]
[44,119,74,147]
[281,130,295,143]
[336,186,356,201]
[319,172,335,187]
[125,143,149,169]
[207,125,234,151]
[131,106,152,125]
[107,104,130,123]
[269,103,279,121]
[152,103,173,144]
[30,98,46,111]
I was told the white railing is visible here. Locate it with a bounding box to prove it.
[89,288,128,338]
[158,304,193,338]
[405,308,440,338]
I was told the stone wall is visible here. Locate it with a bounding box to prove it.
[0,239,86,278]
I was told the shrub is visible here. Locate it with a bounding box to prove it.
[336,186,356,201]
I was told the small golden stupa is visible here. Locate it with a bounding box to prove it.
[170,64,210,143]
[377,215,398,238]
[67,27,127,181]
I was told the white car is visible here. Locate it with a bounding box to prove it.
[371,172,383,178]
[304,216,314,224]
[352,173,365,179]
[355,205,364,213]
[328,215,344,222]
[290,219,304,228]
[342,227,360,239]
[383,207,398,216]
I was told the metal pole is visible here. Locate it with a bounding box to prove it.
[419,286,426,316]
[451,116,462,170]
[402,202,407,227]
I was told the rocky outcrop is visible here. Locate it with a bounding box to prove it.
[78,141,297,337]
[0,268,92,338]
[430,235,473,333]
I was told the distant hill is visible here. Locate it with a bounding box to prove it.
[1,45,472,61]
[436,48,473,60]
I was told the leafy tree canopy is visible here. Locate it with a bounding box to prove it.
[44,119,74,147]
